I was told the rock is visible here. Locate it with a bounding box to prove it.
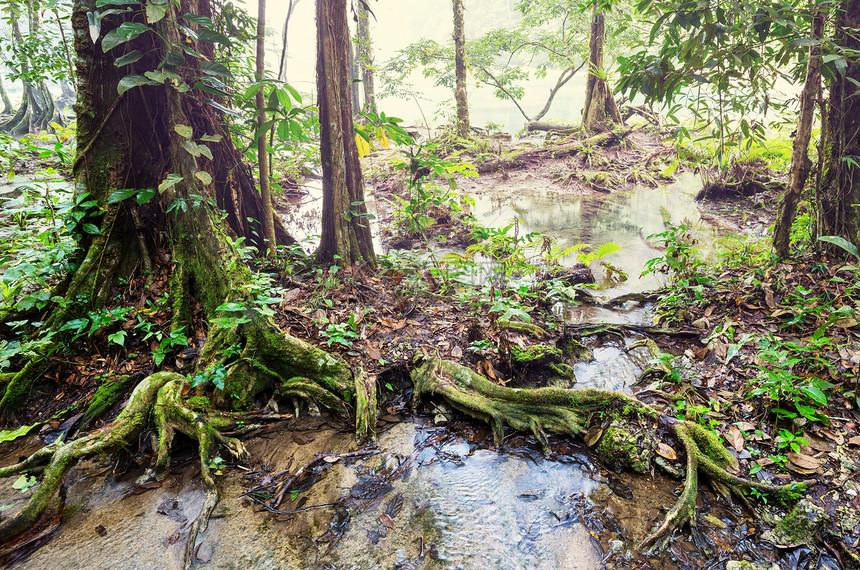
[726,562,779,570]
[762,499,828,547]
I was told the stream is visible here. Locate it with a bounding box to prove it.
[1,173,779,569]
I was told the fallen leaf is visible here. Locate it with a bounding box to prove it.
[451,346,463,358]
[726,425,745,453]
[366,344,381,360]
[846,436,860,447]
[322,455,339,463]
[786,452,820,471]
[656,442,677,461]
[584,426,603,447]
[379,513,394,529]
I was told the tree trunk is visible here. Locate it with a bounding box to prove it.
[315,0,375,266]
[817,1,860,250]
[357,2,375,113]
[773,6,823,257]
[452,0,470,137]
[581,3,622,130]
[0,75,13,115]
[255,0,277,257]
[277,0,299,82]
[349,35,361,115]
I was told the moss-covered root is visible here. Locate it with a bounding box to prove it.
[0,372,174,542]
[354,369,377,444]
[203,322,354,413]
[410,353,653,455]
[639,419,807,552]
[135,375,247,569]
[410,355,807,554]
[0,357,49,414]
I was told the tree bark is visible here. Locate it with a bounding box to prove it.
[357,2,375,113]
[773,6,823,257]
[0,75,13,115]
[255,0,277,257]
[277,0,299,82]
[817,1,860,250]
[349,34,361,114]
[581,3,622,130]
[315,0,375,266]
[452,0,470,137]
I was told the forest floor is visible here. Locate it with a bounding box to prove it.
[1,126,859,568]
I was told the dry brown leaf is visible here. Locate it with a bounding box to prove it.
[585,426,603,447]
[786,452,820,471]
[366,344,381,360]
[847,436,860,447]
[656,442,677,461]
[726,425,745,453]
[756,457,776,466]
[450,346,463,358]
[763,284,777,309]
[322,456,339,463]
[379,513,394,529]
[704,306,715,317]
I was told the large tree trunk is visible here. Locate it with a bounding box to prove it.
[255,0,277,256]
[0,0,293,413]
[0,0,373,554]
[315,0,375,266]
[581,3,622,130]
[773,6,824,257]
[452,0,470,137]
[357,2,375,113]
[817,1,860,250]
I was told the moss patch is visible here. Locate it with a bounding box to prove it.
[82,374,136,425]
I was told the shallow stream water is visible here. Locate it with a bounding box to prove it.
[0,173,757,569]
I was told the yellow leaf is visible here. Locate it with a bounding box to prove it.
[375,126,390,149]
[355,134,370,158]
[656,442,677,461]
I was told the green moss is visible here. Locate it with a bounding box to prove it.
[549,363,576,380]
[511,344,564,365]
[595,424,652,474]
[762,499,827,546]
[0,358,49,412]
[186,395,211,410]
[556,335,592,362]
[83,374,136,424]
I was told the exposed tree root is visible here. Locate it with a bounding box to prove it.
[0,372,252,567]
[411,354,807,551]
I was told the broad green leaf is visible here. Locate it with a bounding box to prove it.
[163,50,185,67]
[107,187,138,203]
[12,475,38,492]
[174,124,193,139]
[117,74,152,95]
[136,188,155,204]
[158,173,183,193]
[801,385,828,407]
[199,134,222,142]
[145,0,167,23]
[102,22,149,52]
[182,13,213,27]
[276,89,292,111]
[818,236,859,260]
[95,0,136,5]
[194,171,212,185]
[282,83,301,103]
[200,61,232,78]
[108,330,126,346]
[195,28,232,46]
[277,119,290,141]
[183,140,213,160]
[0,423,38,443]
[114,50,143,67]
[82,223,101,234]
